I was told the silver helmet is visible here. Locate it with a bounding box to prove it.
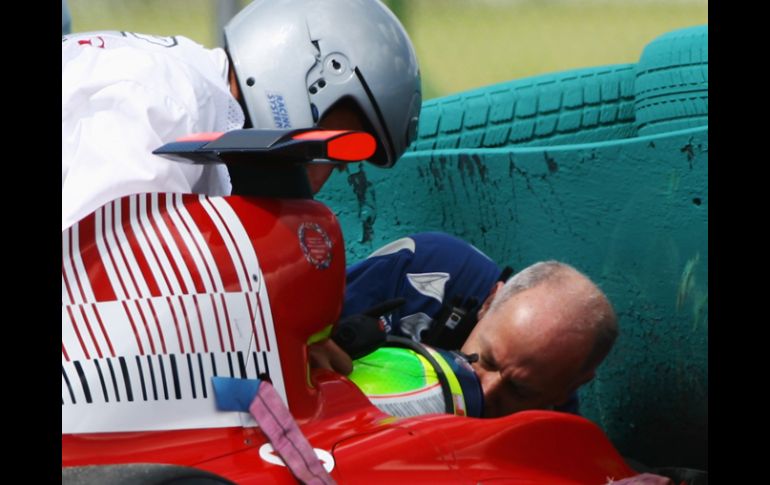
[224,0,421,167]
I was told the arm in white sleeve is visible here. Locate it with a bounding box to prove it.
[62,48,230,231]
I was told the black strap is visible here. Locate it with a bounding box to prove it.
[498,265,514,283]
[420,295,477,350]
[332,298,406,359]
[421,265,515,350]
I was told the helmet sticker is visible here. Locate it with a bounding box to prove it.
[267,93,292,128]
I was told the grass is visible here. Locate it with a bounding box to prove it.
[68,0,707,99]
[406,2,708,97]
[68,0,219,45]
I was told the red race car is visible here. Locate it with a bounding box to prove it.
[62,129,641,484]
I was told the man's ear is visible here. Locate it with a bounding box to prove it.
[477,281,504,320]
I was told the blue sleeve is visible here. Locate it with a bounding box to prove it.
[343,249,412,318]
[343,233,502,338]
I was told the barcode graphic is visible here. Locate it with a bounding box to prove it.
[62,194,287,434]
[61,351,272,406]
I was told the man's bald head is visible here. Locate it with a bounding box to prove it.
[461,261,617,417]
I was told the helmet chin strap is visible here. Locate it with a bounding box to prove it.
[353,67,395,164]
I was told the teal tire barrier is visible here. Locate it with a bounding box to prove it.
[410,64,637,152]
[634,25,708,136]
[320,23,709,470]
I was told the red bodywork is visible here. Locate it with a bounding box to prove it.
[62,192,637,483]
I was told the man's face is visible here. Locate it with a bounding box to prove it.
[306,163,338,195]
[307,100,368,194]
[460,282,595,418]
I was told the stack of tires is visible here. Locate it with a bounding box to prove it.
[407,25,707,152]
[634,25,708,136]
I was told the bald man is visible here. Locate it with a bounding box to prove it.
[311,244,617,418]
[461,261,618,417]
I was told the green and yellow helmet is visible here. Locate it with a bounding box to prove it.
[348,338,483,418]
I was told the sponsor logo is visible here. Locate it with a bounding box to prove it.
[267,93,292,128]
[259,443,335,472]
[77,36,105,48]
[298,223,332,270]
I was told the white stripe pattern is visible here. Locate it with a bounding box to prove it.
[62,307,89,361]
[151,193,197,294]
[174,194,224,292]
[102,202,134,299]
[112,199,152,298]
[199,196,251,292]
[68,224,114,357]
[130,194,172,295]
[62,230,81,304]
[174,195,229,351]
[138,194,182,295]
[166,194,213,293]
[109,201,157,353]
[71,222,96,302]
[62,273,74,306]
[207,197,284,399]
[95,206,137,356]
[63,194,287,433]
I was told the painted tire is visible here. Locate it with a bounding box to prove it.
[634,25,708,135]
[409,64,637,152]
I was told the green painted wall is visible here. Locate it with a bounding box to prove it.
[317,127,708,469]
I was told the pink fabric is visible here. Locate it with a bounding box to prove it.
[607,473,678,485]
[250,381,336,485]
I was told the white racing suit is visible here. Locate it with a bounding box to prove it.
[62,31,245,231]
